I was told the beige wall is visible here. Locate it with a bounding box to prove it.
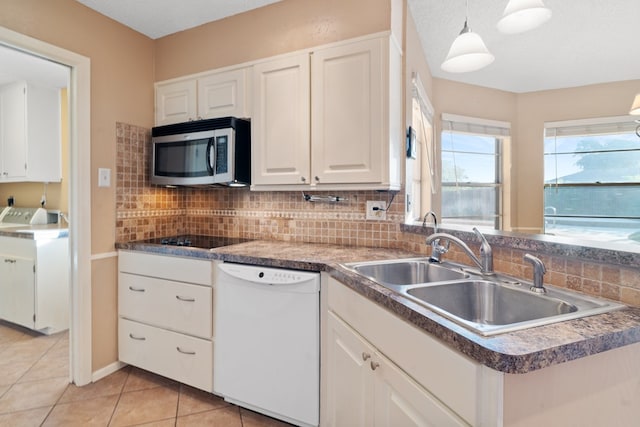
[154,0,391,81]
[431,77,639,232]
[0,0,155,372]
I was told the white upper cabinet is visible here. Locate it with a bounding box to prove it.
[311,37,385,185]
[0,81,62,183]
[155,67,250,126]
[251,53,311,185]
[155,80,197,126]
[251,32,402,191]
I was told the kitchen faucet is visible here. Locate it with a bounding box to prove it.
[425,227,494,275]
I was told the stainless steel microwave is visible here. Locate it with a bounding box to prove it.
[151,117,251,187]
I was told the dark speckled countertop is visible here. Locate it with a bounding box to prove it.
[116,239,640,374]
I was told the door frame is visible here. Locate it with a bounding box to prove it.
[0,25,93,386]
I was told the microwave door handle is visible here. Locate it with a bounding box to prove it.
[205,138,214,175]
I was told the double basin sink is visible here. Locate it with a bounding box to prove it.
[344,258,624,336]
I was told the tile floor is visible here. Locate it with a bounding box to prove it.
[0,321,292,426]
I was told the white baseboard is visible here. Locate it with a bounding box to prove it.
[92,360,127,382]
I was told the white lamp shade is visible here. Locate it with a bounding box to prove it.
[497,0,552,34]
[441,31,495,73]
[630,94,640,115]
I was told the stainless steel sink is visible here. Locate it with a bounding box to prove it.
[343,258,625,336]
[407,280,577,325]
[350,258,468,286]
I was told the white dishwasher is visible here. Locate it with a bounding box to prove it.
[214,262,320,427]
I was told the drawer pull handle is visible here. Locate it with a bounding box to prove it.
[4,259,16,263]
[129,286,145,292]
[129,333,146,341]
[176,347,196,355]
[362,352,371,361]
[370,361,380,371]
[176,295,196,302]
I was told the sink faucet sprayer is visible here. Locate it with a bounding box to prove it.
[524,254,546,293]
[425,227,494,275]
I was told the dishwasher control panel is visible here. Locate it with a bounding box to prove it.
[219,262,320,289]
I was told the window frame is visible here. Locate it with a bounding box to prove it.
[543,115,640,240]
[440,114,509,230]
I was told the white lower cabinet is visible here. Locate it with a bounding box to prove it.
[326,311,468,427]
[0,236,69,334]
[325,277,640,427]
[324,277,501,426]
[118,251,214,392]
[119,318,213,392]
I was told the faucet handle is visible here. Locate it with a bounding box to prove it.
[473,227,493,274]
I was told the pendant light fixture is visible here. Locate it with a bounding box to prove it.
[441,0,494,73]
[497,0,552,34]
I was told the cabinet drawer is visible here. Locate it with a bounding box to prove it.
[118,251,212,286]
[119,318,213,392]
[119,273,212,339]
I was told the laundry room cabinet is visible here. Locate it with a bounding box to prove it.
[0,235,69,334]
[0,81,62,182]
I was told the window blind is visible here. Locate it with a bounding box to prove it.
[545,115,638,137]
[441,113,510,138]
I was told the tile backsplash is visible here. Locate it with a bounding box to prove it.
[115,122,406,247]
[115,122,640,307]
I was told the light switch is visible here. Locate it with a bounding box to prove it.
[98,168,111,187]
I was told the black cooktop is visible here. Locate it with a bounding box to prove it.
[143,235,251,249]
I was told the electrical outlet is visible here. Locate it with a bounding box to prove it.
[366,201,387,220]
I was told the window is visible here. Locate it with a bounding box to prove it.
[406,74,435,224]
[440,114,509,230]
[544,116,640,244]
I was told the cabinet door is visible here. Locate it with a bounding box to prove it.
[0,82,27,179]
[311,38,384,184]
[325,311,374,427]
[251,53,311,186]
[0,255,35,329]
[373,350,469,427]
[155,80,197,125]
[198,68,248,119]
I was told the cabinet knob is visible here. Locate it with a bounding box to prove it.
[315,176,320,182]
[301,176,306,182]
[362,352,371,361]
[370,361,380,371]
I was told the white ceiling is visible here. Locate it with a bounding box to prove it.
[0,45,69,88]
[3,1,639,94]
[408,0,640,93]
[75,0,283,40]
